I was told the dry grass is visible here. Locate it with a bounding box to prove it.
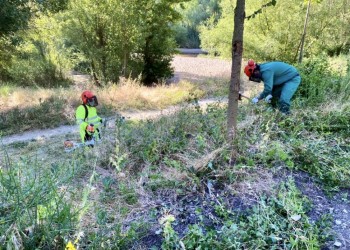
[99,78,204,111]
[0,78,204,113]
[228,167,276,201]
[0,55,260,113]
[0,87,76,111]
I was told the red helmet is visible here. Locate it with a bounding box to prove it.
[81,90,98,106]
[244,59,256,77]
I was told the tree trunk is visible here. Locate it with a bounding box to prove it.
[143,35,156,86]
[91,60,102,87]
[123,51,127,77]
[227,0,245,144]
[299,0,311,63]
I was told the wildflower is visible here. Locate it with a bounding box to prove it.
[65,241,76,250]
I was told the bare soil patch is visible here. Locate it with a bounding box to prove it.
[169,55,232,84]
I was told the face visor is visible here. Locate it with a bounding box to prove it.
[87,96,98,107]
[249,69,262,83]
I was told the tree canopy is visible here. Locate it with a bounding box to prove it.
[0,0,31,37]
[0,0,349,86]
[0,0,189,85]
[199,0,350,62]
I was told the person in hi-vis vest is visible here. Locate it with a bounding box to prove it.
[75,90,102,145]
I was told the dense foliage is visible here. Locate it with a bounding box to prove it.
[0,0,31,37]
[173,0,221,48]
[199,0,350,61]
[0,0,188,86]
[1,0,349,86]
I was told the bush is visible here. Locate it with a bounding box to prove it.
[7,58,71,88]
[295,56,342,105]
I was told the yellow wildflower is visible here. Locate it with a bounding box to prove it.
[65,241,76,250]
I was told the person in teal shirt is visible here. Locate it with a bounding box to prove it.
[244,59,301,114]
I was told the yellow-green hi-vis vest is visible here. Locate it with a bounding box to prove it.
[75,105,101,142]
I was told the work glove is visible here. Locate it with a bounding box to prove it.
[252,97,259,104]
[86,124,95,134]
[264,94,273,103]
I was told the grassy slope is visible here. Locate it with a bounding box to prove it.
[1,99,349,249]
[1,56,350,249]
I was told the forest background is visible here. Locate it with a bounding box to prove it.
[1,0,349,87]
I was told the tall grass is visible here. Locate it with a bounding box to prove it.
[0,154,86,249]
[339,65,350,101]
[99,78,204,110]
[0,79,204,136]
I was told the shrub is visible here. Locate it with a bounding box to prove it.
[295,56,342,105]
[7,58,71,88]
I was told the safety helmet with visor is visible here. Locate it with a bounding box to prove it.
[244,59,256,77]
[244,59,262,83]
[81,90,98,107]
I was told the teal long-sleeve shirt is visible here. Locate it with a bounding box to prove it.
[258,62,299,99]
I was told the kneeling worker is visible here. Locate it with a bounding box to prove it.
[244,60,301,114]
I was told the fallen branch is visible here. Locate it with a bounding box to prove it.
[192,145,228,172]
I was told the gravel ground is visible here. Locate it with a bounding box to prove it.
[169,55,259,96]
[72,55,234,85]
[169,55,232,83]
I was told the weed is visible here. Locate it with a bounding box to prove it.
[159,213,179,250]
[173,180,322,249]
[315,214,334,244]
[117,103,227,168]
[99,176,116,202]
[83,222,146,249]
[0,155,83,249]
[239,107,350,191]
[118,183,138,205]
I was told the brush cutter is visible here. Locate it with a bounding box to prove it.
[63,114,126,152]
[64,139,95,152]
